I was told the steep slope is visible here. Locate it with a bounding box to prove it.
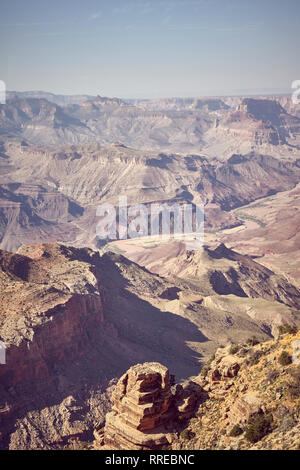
[93,330,300,451]
[0,182,82,251]
[137,243,300,309]
[224,98,299,146]
[0,98,94,145]
[173,329,300,450]
[209,183,300,287]
[1,243,299,449]
[125,243,300,337]
[203,98,300,158]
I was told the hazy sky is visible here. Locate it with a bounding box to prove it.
[0,0,299,98]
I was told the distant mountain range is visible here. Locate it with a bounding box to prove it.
[6,90,97,106]
[1,93,300,156]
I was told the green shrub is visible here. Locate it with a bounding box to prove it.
[247,336,260,346]
[278,324,298,335]
[248,350,263,366]
[229,424,243,437]
[180,429,191,440]
[278,351,292,366]
[287,366,300,398]
[178,415,188,425]
[66,439,92,450]
[229,344,239,355]
[201,365,209,377]
[245,414,273,443]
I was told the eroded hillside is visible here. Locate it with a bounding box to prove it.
[0,242,299,449]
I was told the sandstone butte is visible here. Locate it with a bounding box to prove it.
[94,362,202,450]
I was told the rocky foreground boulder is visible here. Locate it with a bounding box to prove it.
[94,362,202,450]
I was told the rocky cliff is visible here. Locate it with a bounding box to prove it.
[0,244,112,449]
[94,330,300,451]
[0,242,299,449]
[101,363,176,450]
[95,362,201,450]
[172,329,300,450]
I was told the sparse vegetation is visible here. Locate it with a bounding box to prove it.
[102,245,125,255]
[229,424,243,437]
[247,350,264,366]
[229,344,240,355]
[287,366,300,398]
[278,324,298,335]
[265,368,279,384]
[180,429,192,440]
[278,416,297,433]
[66,438,92,450]
[247,336,260,346]
[201,366,209,377]
[244,414,273,443]
[278,351,292,366]
[235,212,266,228]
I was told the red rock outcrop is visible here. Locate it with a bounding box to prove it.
[99,362,203,450]
[103,363,176,450]
[228,391,263,425]
[0,244,110,449]
[0,244,206,450]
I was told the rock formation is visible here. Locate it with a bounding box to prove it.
[102,362,176,450]
[1,95,300,157]
[173,330,300,450]
[0,242,299,449]
[229,391,263,425]
[1,134,300,252]
[97,362,202,450]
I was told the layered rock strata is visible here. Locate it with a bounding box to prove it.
[103,363,176,449]
[101,362,202,450]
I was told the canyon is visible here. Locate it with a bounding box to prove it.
[1,93,300,156]
[0,241,299,449]
[0,92,299,450]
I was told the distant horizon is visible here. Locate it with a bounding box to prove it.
[6,87,293,101]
